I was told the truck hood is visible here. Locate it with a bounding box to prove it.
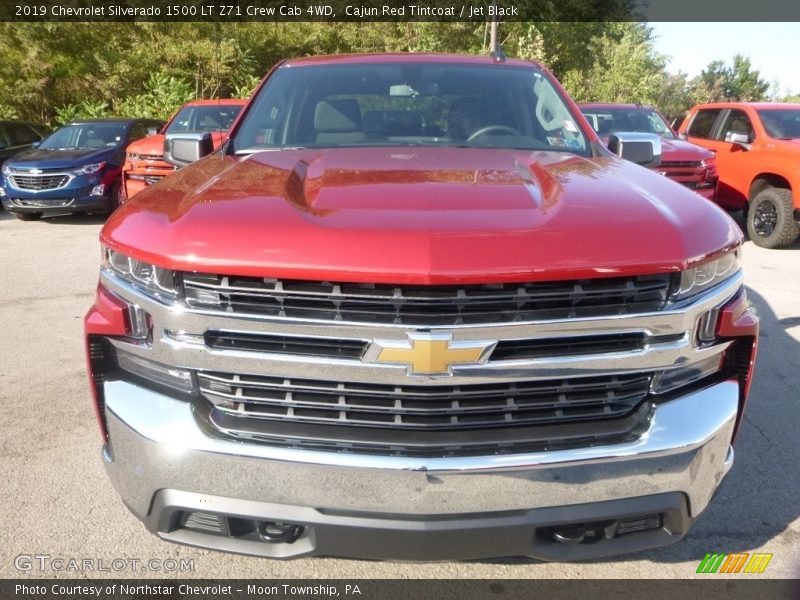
[8,147,117,170]
[658,137,714,162]
[103,147,742,284]
[126,134,166,157]
[598,136,714,163]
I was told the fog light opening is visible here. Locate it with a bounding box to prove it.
[90,184,106,196]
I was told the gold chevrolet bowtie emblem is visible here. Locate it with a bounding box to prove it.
[367,333,496,376]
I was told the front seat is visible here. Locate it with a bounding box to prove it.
[447,97,487,140]
[314,99,366,145]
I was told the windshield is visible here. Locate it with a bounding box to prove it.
[580,107,675,139]
[166,104,243,134]
[232,63,588,155]
[40,123,127,150]
[758,108,800,139]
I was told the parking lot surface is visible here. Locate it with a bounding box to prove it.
[1,208,798,579]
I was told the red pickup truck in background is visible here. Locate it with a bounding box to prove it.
[580,103,718,201]
[678,102,800,248]
[121,99,245,201]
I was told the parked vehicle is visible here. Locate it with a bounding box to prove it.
[86,54,757,561]
[580,103,718,201]
[1,118,162,220]
[678,102,800,248]
[0,120,49,167]
[121,99,246,201]
[0,121,49,210]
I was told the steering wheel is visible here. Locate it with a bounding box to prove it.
[467,125,522,142]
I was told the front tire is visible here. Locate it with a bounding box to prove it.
[747,186,799,249]
[13,212,42,221]
[108,181,123,214]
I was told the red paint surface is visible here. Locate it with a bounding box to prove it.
[102,145,742,284]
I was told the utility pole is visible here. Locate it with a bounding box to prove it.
[489,21,498,53]
[489,9,499,53]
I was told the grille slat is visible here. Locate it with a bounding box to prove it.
[199,371,651,431]
[9,173,70,191]
[183,274,672,325]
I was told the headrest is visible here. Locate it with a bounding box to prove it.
[314,99,362,132]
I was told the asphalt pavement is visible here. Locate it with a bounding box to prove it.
[1,208,798,579]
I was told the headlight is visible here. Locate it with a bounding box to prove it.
[1,164,10,176]
[672,248,741,301]
[103,247,178,299]
[72,162,106,176]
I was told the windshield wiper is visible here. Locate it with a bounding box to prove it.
[235,146,307,155]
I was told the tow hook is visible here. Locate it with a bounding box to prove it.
[552,525,588,544]
[258,521,304,543]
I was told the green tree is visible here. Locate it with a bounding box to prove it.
[560,23,666,105]
[690,54,770,103]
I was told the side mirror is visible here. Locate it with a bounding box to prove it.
[163,132,213,168]
[608,132,662,168]
[30,141,40,148]
[725,132,751,147]
[146,127,159,136]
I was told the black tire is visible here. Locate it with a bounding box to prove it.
[747,186,799,249]
[13,212,42,221]
[108,180,123,214]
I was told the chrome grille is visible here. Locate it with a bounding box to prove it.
[202,330,681,361]
[199,371,651,431]
[9,173,70,191]
[183,274,673,325]
[658,161,714,190]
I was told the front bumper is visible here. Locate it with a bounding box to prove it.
[694,186,716,201]
[2,185,112,214]
[103,378,738,561]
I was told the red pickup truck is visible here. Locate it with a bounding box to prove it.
[580,103,718,201]
[85,54,757,562]
[678,102,800,248]
[121,99,245,201]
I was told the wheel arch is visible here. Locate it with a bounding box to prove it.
[749,173,792,200]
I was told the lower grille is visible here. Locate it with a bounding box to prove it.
[199,371,651,432]
[9,174,70,191]
[12,198,73,208]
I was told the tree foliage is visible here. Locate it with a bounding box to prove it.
[0,22,781,127]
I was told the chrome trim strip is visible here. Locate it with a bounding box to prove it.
[101,268,742,336]
[104,379,739,473]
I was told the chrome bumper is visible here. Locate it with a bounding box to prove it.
[103,378,738,559]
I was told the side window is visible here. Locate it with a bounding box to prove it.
[0,125,9,148]
[7,123,39,145]
[718,110,754,143]
[686,109,722,139]
[129,123,149,142]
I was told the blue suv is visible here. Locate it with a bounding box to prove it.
[1,118,161,220]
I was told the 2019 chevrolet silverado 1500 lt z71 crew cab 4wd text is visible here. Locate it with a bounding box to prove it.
[85,54,758,561]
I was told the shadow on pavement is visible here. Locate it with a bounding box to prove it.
[483,288,799,568]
